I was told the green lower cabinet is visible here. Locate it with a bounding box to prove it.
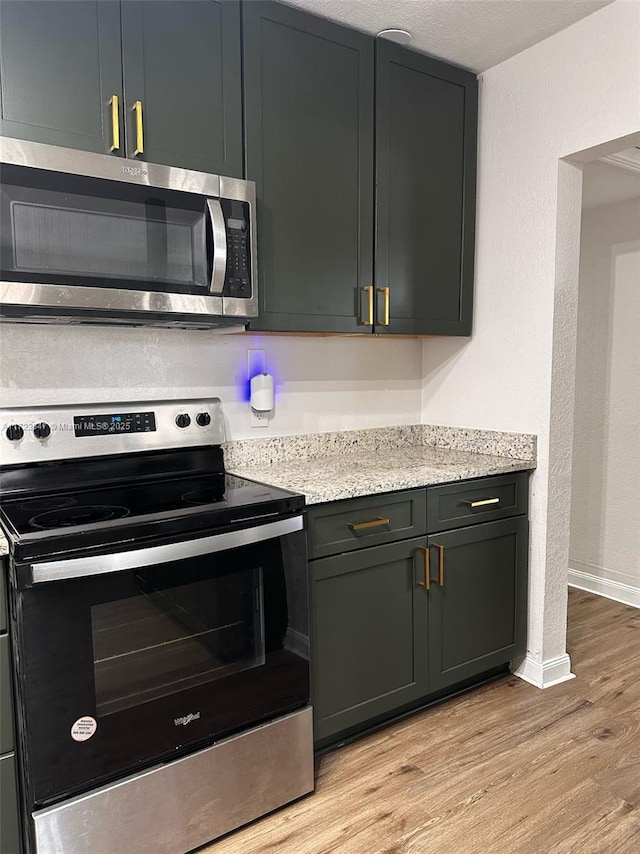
[427,517,529,693]
[0,754,21,854]
[311,537,429,745]
[1,634,14,754]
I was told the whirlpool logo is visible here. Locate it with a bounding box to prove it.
[122,164,147,177]
[174,712,201,727]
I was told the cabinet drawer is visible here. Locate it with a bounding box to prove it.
[1,634,14,754]
[427,472,529,533]
[307,490,427,559]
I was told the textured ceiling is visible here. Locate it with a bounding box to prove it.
[582,159,640,210]
[282,0,616,72]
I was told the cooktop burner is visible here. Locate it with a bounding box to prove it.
[29,505,130,530]
[182,487,225,505]
[16,496,77,513]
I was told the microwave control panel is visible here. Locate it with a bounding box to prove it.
[221,199,251,299]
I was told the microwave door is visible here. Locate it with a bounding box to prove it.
[206,198,227,296]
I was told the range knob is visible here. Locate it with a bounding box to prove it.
[5,424,24,442]
[175,413,191,429]
[34,422,51,440]
[196,412,211,428]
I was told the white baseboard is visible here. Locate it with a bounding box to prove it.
[568,567,640,609]
[511,653,575,689]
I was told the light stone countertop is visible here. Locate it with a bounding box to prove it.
[229,444,535,505]
[0,426,536,551]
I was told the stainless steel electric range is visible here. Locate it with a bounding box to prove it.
[0,399,313,854]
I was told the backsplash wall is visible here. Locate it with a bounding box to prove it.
[0,324,423,440]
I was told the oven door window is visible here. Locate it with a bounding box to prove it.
[91,565,266,717]
[0,164,210,295]
[13,530,308,808]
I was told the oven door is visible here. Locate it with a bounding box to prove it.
[11,518,308,808]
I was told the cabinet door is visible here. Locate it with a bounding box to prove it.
[0,634,14,754]
[0,755,21,854]
[0,1,123,154]
[311,537,428,746]
[427,517,528,693]
[120,0,242,176]
[243,1,374,333]
[375,41,477,335]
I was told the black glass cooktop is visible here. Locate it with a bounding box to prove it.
[0,473,298,538]
[0,447,304,562]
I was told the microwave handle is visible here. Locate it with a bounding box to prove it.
[206,198,227,295]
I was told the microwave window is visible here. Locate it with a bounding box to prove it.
[1,176,209,292]
[91,565,266,717]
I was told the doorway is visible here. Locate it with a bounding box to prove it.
[568,151,640,607]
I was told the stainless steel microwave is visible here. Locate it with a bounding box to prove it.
[0,138,257,328]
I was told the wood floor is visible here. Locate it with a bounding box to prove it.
[203,590,640,853]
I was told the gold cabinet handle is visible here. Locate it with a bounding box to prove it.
[347,516,390,532]
[463,497,500,508]
[377,286,390,326]
[109,95,120,152]
[417,546,430,590]
[430,543,445,585]
[132,99,144,156]
[361,285,374,326]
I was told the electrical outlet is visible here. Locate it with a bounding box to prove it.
[250,408,269,428]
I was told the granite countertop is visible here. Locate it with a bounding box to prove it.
[0,426,536,552]
[230,445,534,505]
[225,424,536,505]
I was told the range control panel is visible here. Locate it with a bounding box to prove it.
[0,398,225,465]
[73,411,157,437]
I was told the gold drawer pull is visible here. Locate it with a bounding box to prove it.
[132,99,144,156]
[463,497,500,508]
[436,543,444,585]
[361,285,374,326]
[348,516,390,532]
[109,94,120,152]
[377,286,390,326]
[417,546,430,590]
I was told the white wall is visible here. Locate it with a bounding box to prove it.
[0,324,422,439]
[569,193,640,604]
[421,0,640,683]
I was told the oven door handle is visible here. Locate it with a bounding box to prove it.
[28,515,304,584]
[206,198,227,296]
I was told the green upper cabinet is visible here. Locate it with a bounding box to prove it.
[0,1,123,154]
[375,41,477,335]
[243,1,374,333]
[120,0,242,175]
[0,0,243,175]
[244,2,477,335]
